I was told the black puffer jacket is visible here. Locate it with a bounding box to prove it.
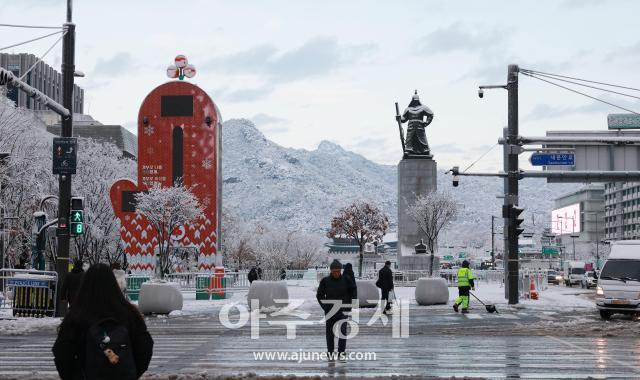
[316,275,357,313]
[378,266,394,291]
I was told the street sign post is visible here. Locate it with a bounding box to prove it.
[530,152,575,166]
[52,137,77,175]
[608,113,640,130]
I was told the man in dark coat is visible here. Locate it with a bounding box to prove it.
[316,259,357,359]
[248,267,258,283]
[60,259,84,309]
[377,261,394,314]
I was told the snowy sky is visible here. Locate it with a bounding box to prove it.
[3,0,640,171]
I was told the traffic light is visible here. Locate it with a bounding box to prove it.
[70,197,84,236]
[511,205,525,237]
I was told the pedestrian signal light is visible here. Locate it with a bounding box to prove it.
[510,206,525,237]
[70,197,84,236]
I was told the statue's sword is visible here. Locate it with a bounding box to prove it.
[395,102,406,152]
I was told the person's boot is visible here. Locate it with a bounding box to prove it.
[461,308,469,314]
[453,303,459,313]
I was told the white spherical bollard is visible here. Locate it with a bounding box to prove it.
[138,281,183,314]
[415,277,449,305]
[356,280,379,308]
[247,281,289,310]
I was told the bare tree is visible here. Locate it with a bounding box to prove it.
[221,208,255,269]
[288,233,323,269]
[327,201,389,278]
[406,192,458,255]
[134,182,203,279]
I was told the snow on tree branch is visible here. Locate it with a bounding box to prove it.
[134,181,203,278]
[406,192,458,254]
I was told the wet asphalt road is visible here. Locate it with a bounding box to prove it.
[1,302,639,379]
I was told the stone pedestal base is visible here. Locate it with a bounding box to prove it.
[397,254,440,273]
[397,158,437,258]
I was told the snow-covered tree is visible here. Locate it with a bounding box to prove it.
[0,96,54,268]
[72,139,135,265]
[221,208,255,269]
[406,192,458,255]
[134,182,203,278]
[327,201,389,278]
[287,233,323,269]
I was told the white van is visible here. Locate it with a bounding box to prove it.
[595,240,640,319]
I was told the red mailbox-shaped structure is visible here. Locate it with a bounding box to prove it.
[110,81,221,273]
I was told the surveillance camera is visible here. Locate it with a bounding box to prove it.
[453,175,459,187]
[478,88,484,98]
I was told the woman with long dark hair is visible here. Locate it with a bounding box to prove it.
[52,263,154,379]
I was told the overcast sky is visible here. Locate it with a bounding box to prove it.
[3,0,640,171]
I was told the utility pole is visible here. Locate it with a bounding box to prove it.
[503,64,520,305]
[491,215,495,267]
[55,0,75,317]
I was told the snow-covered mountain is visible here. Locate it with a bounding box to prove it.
[222,119,577,245]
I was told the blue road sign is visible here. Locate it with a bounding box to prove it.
[530,153,575,166]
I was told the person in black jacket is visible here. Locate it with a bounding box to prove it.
[248,267,258,283]
[60,259,84,309]
[377,261,394,314]
[316,260,357,359]
[342,263,357,289]
[52,264,153,380]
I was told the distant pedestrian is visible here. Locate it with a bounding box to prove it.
[316,260,357,361]
[376,261,394,314]
[280,268,287,280]
[453,260,475,314]
[342,263,357,289]
[248,267,259,284]
[59,259,84,310]
[52,263,153,380]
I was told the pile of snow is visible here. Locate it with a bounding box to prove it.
[0,317,61,336]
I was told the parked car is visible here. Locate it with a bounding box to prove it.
[547,270,561,285]
[581,271,598,289]
[596,240,640,320]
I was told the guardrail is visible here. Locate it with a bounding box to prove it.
[0,268,58,317]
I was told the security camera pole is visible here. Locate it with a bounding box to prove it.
[503,64,520,305]
[54,0,77,317]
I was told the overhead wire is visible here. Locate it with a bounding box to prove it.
[524,71,640,101]
[521,71,640,116]
[18,31,66,81]
[0,30,63,52]
[0,23,61,30]
[462,143,499,173]
[521,68,640,93]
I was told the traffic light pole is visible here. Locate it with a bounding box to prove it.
[55,1,75,317]
[504,64,520,305]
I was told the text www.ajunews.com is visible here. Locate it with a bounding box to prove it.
[253,350,377,362]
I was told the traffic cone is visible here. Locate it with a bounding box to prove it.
[529,277,539,300]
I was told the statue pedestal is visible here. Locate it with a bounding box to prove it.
[397,157,437,270]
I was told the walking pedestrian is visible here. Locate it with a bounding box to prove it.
[280,268,287,280]
[248,266,258,284]
[453,260,475,314]
[342,263,356,288]
[376,261,394,314]
[316,259,357,361]
[59,259,84,310]
[52,264,154,380]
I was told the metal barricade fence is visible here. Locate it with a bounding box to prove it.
[1,268,58,317]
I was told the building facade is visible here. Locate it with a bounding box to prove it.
[553,185,605,262]
[0,53,84,113]
[604,182,640,240]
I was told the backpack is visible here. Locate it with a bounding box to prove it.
[84,318,137,380]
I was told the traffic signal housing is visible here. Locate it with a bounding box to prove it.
[70,196,84,236]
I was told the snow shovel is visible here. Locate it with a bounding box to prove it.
[470,292,498,314]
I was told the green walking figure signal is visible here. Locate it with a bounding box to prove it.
[70,197,84,236]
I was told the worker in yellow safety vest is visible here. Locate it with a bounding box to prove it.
[453,260,475,314]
